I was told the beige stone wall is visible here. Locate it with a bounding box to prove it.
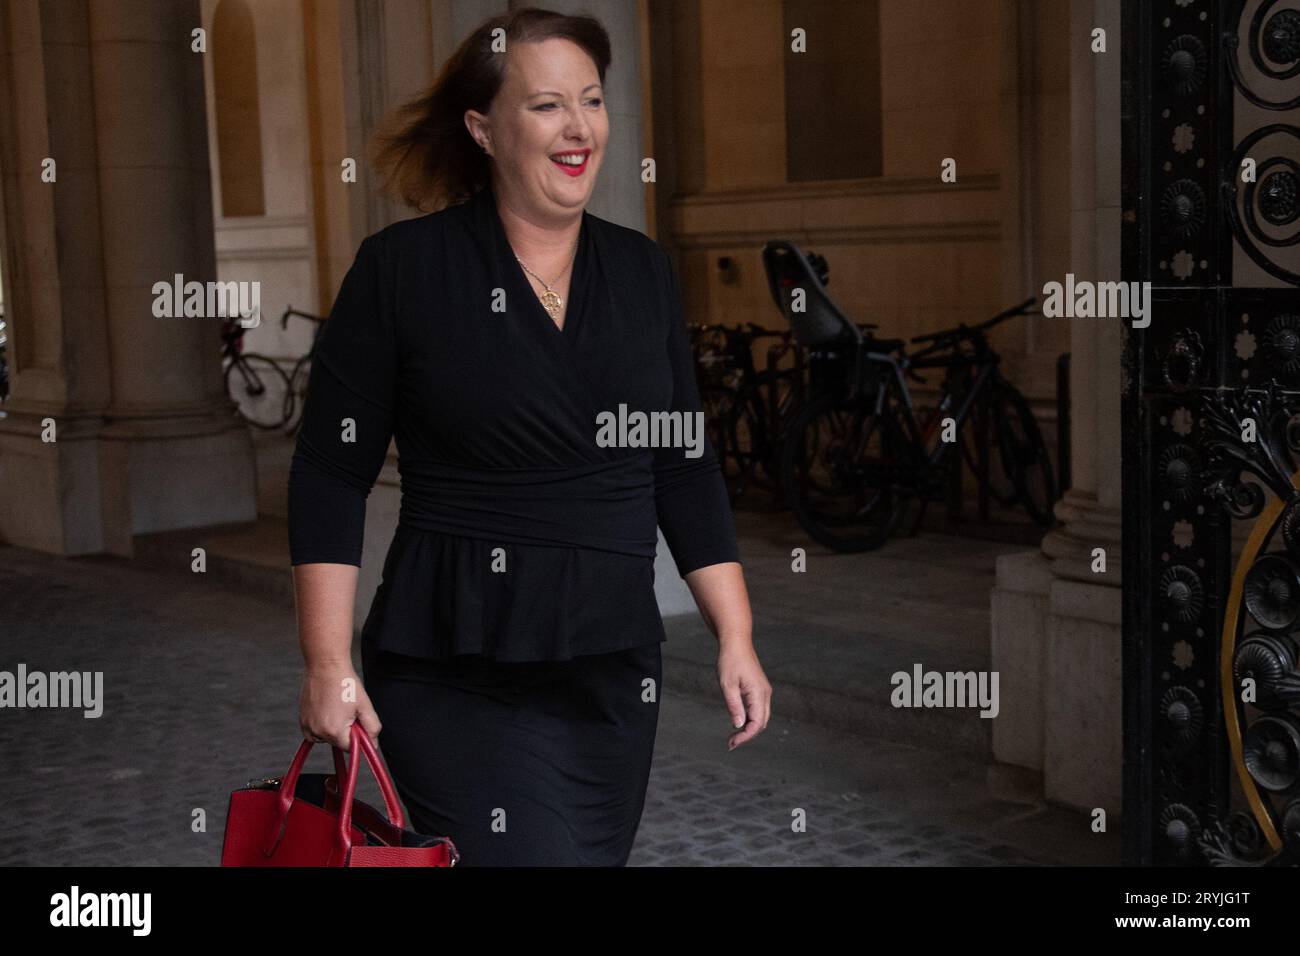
[881,1,1001,177]
[654,0,1076,426]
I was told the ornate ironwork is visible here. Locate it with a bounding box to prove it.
[1198,812,1272,865]
[1161,686,1207,753]
[1163,329,1205,390]
[1224,0,1300,110]
[1234,631,1300,709]
[1222,0,1300,282]
[1162,179,1210,237]
[1196,382,1300,509]
[1124,0,1300,866]
[1243,713,1300,789]
[1223,125,1300,285]
[1261,313,1300,375]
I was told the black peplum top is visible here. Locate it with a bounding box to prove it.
[286,180,740,662]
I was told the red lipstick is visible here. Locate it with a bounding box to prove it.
[549,148,591,177]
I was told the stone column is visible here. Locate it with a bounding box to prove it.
[0,0,255,557]
[990,0,1123,814]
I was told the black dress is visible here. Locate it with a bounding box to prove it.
[286,180,740,865]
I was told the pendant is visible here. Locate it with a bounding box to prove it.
[539,289,562,320]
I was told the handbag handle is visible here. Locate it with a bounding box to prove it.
[261,721,405,861]
[333,722,393,864]
[327,745,393,813]
[335,724,404,829]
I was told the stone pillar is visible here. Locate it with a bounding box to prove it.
[990,0,1123,814]
[0,0,255,557]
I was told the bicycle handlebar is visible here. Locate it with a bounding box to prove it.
[908,295,1038,347]
[983,294,1038,324]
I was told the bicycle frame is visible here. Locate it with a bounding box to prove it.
[861,348,999,478]
[695,323,803,495]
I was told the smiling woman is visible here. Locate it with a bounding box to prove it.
[368,7,611,215]
[289,5,771,868]
[461,35,608,330]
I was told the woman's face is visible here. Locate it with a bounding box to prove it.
[468,37,608,224]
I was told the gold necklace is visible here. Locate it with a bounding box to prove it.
[516,239,579,322]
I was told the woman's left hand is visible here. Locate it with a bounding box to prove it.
[717,640,771,751]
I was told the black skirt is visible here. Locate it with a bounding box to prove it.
[360,637,662,866]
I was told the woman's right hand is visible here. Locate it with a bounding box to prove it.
[298,662,382,751]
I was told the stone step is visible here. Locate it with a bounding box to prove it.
[132,517,296,609]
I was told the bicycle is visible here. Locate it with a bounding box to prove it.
[690,323,746,491]
[279,308,329,433]
[725,327,808,497]
[690,322,805,498]
[222,307,327,432]
[779,296,1057,553]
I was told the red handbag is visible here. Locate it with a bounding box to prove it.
[220,721,459,867]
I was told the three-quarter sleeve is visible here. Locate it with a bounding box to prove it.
[287,234,397,567]
[651,245,741,577]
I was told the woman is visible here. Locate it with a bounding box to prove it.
[289,6,770,867]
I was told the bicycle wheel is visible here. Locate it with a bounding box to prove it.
[728,387,775,492]
[991,381,1057,524]
[956,400,1020,509]
[780,390,905,552]
[699,383,741,490]
[282,358,312,435]
[737,369,800,490]
[224,353,293,430]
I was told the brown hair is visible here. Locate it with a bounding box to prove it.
[369,6,611,214]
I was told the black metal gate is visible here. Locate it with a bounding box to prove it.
[1123,0,1300,865]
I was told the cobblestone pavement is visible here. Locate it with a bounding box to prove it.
[631,750,1047,866]
[0,544,1104,866]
